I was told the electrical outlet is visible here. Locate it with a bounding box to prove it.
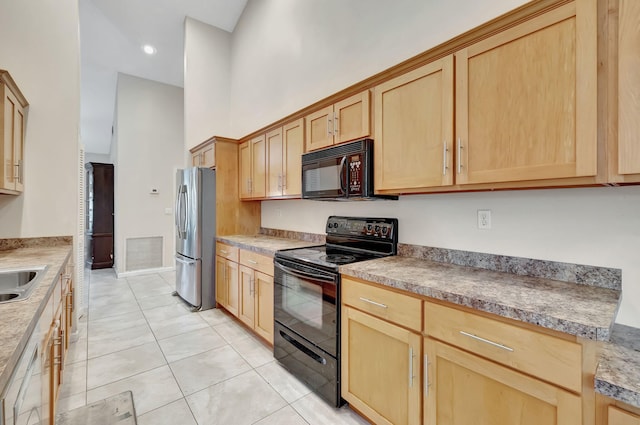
[477,210,492,229]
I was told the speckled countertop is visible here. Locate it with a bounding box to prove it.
[0,239,72,396]
[596,324,640,408]
[217,234,318,256]
[340,256,620,341]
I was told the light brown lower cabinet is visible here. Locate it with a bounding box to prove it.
[423,338,582,425]
[341,276,598,425]
[215,244,274,344]
[341,305,422,425]
[596,394,640,425]
[37,256,74,425]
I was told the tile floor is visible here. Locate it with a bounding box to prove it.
[57,269,369,425]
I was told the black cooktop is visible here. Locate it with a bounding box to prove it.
[275,245,383,269]
[274,216,398,270]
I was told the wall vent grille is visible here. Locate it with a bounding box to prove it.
[126,236,163,271]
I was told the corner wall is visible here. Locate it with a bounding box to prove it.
[114,74,184,273]
[0,0,80,239]
[184,17,231,151]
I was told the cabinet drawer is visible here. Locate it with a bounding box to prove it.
[609,406,640,424]
[239,249,273,276]
[216,243,238,262]
[424,302,582,393]
[342,277,422,332]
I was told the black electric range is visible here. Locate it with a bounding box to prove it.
[273,216,398,407]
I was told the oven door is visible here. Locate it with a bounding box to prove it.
[273,258,339,356]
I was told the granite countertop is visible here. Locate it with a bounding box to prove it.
[339,255,620,341]
[596,324,640,408]
[217,234,318,256]
[0,240,72,395]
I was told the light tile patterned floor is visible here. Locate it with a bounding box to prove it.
[58,269,370,425]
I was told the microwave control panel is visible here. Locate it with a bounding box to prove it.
[348,154,363,195]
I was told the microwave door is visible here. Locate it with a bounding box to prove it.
[302,156,347,198]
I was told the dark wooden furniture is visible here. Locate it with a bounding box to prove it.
[85,162,114,269]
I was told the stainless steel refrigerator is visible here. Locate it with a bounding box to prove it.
[175,167,216,311]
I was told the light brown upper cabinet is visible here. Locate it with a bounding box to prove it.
[374,57,454,193]
[612,0,640,182]
[266,118,304,198]
[1,70,28,195]
[455,0,597,185]
[239,134,266,199]
[191,140,215,168]
[305,91,370,152]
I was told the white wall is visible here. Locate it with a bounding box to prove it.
[85,153,112,164]
[184,17,231,150]
[229,0,640,327]
[0,0,80,238]
[114,74,184,273]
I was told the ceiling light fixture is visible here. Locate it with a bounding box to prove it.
[142,44,157,55]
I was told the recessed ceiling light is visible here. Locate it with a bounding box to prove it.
[142,44,157,55]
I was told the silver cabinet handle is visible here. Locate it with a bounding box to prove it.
[277,174,282,190]
[408,347,415,388]
[327,116,333,136]
[247,259,258,265]
[333,112,339,137]
[442,141,448,176]
[14,163,20,180]
[459,331,514,352]
[457,138,463,174]
[281,173,286,189]
[220,250,229,255]
[358,297,387,309]
[424,354,430,396]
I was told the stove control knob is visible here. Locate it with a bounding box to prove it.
[381,226,389,236]
[366,224,373,233]
[374,225,381,235]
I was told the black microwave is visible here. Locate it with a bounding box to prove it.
[301,139,396,201]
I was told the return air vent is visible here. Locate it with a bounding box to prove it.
[126,236,163,271]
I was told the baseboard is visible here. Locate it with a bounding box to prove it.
[115,266,175,278]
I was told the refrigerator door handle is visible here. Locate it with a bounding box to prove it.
[174,184,181,235]
[175,255,197,265]
[182,188,189,236]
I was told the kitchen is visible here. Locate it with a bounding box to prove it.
[1,0,640,424]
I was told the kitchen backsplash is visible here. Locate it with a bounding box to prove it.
[398,243,621,290]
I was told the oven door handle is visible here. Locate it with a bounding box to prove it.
[274,262,336,283]
[280,330,327,365]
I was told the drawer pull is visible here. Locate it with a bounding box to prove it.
[220,250,229,255]
[459,331,514,352]
[359,297,388,309]
[247,259,258,265]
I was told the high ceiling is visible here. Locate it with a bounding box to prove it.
[80,0,248,155]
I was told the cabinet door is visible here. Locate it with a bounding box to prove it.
[2,87,18,191]
[455,0,597,185]
[239,141,252,199]
[424,339,582,425]
[13,98,24,191]
[617,0,640,176]
[254,271,274,344]
[266,127,284,197]
[201,144,215,168]
[191,151,201,167]
[250,135,266,198]
[225,260,240,317]
[238,265,255,328]
[342,306,421,425]
[282,118,303,197]
[374,57,454,192]
[215,256,228,307]
[334,90,370,144]
[609,406,640,425]
[305,105,334,151]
